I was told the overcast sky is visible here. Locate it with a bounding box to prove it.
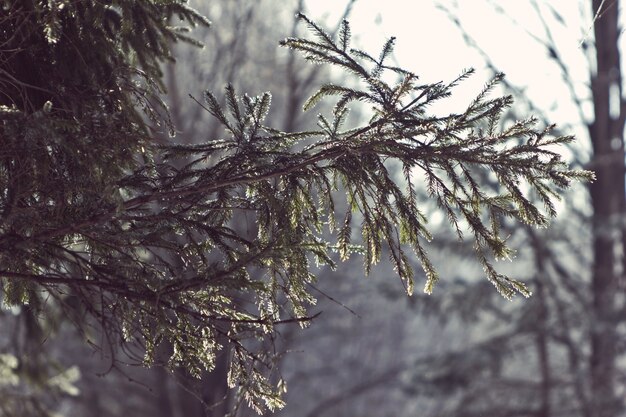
[306,0,606,154]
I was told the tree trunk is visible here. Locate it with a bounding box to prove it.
[588,1,624,416]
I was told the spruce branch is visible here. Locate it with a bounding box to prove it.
[0,10,594,415]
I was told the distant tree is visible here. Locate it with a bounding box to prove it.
[0,1,591,414]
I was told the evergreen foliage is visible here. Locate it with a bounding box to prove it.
[0,3,592,413]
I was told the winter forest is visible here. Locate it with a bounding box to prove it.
[1,0,625,416]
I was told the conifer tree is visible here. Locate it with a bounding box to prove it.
[0,2,592,413]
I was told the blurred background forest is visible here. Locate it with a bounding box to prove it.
[2,0,624,416]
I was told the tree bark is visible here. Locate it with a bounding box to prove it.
[588,1,624,416]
